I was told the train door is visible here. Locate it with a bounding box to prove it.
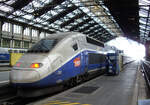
[72,39,82,76]
[78,37,88,74]
[77,39,82,73]
[85,52,88,72]
[76,37,88,74]
[80,52,84,74]
[81,51,88,73]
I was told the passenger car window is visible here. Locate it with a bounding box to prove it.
[72,43,78,51]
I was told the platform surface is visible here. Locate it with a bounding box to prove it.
[28,61,139,105]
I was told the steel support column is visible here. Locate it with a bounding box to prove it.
[0,21,2,47]
[29,27,32,48]
[10,23,13,48]
[21,26,24,48]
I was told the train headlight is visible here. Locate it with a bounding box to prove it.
[30,63,42,68]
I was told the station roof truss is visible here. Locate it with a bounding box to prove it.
[104,0,140,42]
[0,0,123,42]
[139,0,150,43]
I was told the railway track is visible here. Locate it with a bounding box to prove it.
[0,84,16,95]
[0,84,17,105]
[141,61,150,89]
[0,71,106,105]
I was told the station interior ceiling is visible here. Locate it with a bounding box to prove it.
[0,0,149,45]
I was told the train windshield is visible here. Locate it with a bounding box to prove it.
[27,39,58,53]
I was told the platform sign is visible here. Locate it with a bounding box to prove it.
[0,54,10,62]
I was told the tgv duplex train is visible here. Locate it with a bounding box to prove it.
[10,32,107,96]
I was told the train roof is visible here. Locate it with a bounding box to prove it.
[44,32,82,40]
[43,32,104,47]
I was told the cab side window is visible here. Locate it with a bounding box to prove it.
[72,43,78,51]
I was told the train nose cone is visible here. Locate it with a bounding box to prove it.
[10,70,40,83]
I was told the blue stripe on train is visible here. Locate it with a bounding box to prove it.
[0,54,10,62]
[12,50,107,88]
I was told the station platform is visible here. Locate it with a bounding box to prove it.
[0,65,10,85]
[28,61,148,105]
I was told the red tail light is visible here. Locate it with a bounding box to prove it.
[15,62,22,67]
[30,63,42,68]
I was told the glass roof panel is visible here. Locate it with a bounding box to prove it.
[63,17,70,21]
[71,22,78,25]
[28,21,34,25]
[140,0,150,5]
[48,10,58,16]
[23,14,33,20]
[145,31,149,34]
[22,5,34,13]
[140,33,144,35]
[140,29,146,32]
[54,20,63,25]
[82,16,88,20]
[34,24,42,27]
[54,5,64,13]
[140,9,148,15]
[17,18,26,22]
[61,0,69,5]
[73,9,80,14]
[67,12,75,18]
[80,7,89,13]
[0,0,120,41]
[42,21,49,25]
[49,28,56,32]
[50,23,59,28]
[60,28,69,32]
[5,0,17,5]
[140,17,147,22]
[0,12,5,16]
[146,28,150,31]
[140,25,146,29]
[65,25,72,29]
[13,10,25,16]
[76,18,83,23]
[41,14,49,19]
[141,6,149,10]
[34,17,44,23]
[146,25,150,29]
[32,0,42,7]
[81,24,88,28]
[40,0,53,4]
[8,15,14,18]
[44,27,48,30]
[0,4,12,12]
[139,19,146,24]
[139,0,150,42]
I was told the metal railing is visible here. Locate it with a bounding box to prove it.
[141,60,150,89]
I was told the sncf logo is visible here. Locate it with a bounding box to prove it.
[73,57,81,67]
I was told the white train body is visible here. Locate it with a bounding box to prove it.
[10,32,107,88]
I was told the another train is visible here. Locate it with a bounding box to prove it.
[0,47,27,63]
[10,32,108,96]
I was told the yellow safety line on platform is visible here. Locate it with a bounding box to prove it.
[43,100,91,105]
